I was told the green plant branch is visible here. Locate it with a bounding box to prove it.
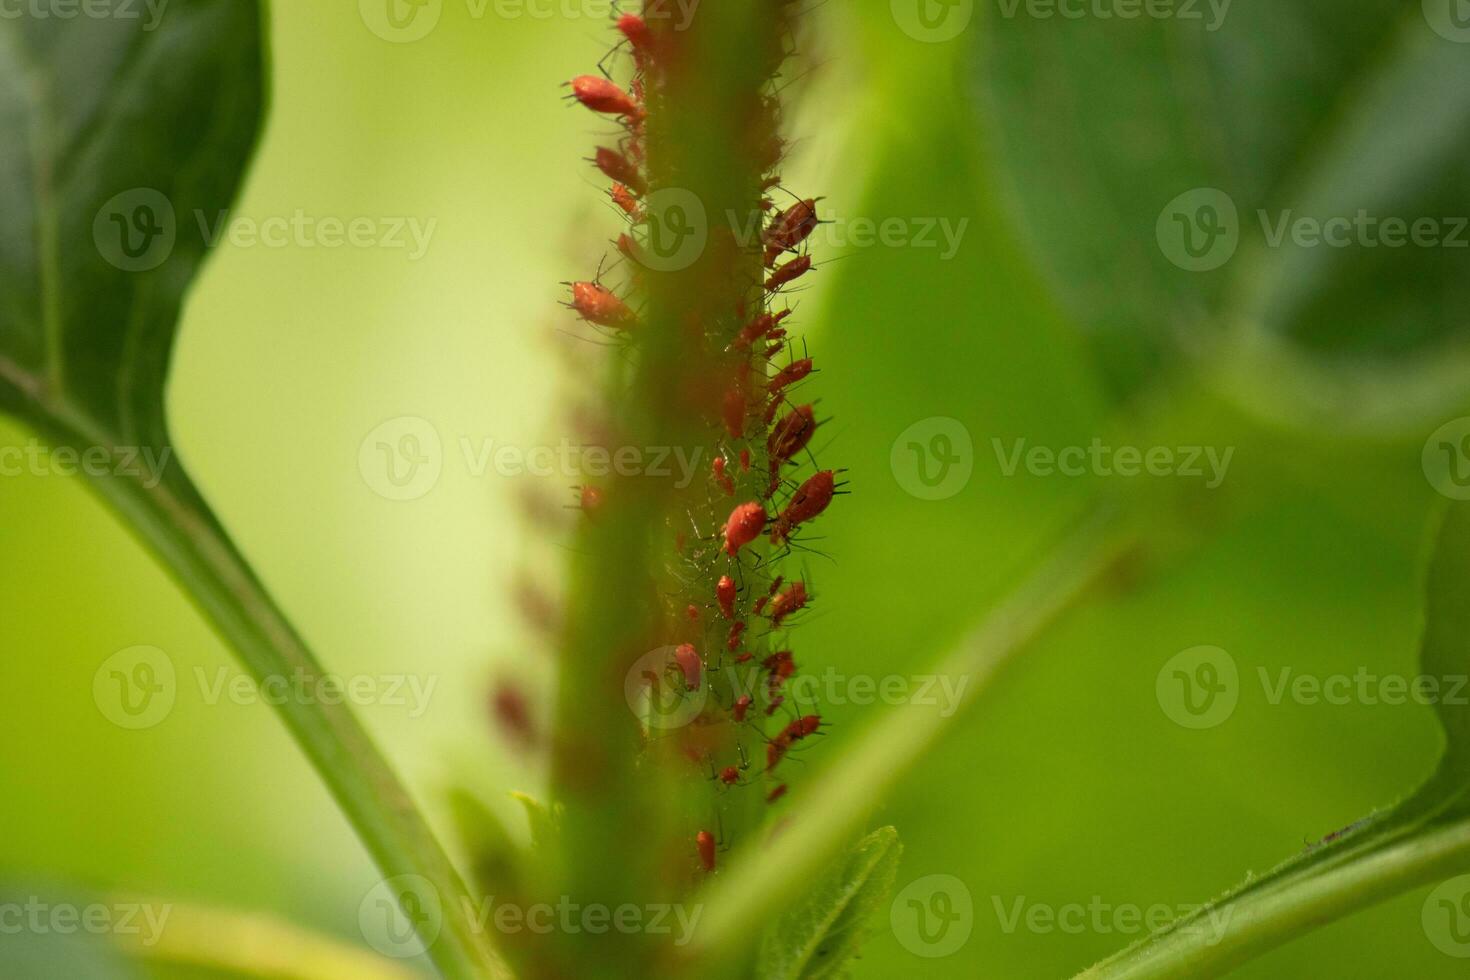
[17,398,506,980]
[684,503,1136,965]
[1076,811,1470,980]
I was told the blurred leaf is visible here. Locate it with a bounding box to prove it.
[511,790,560,853]
[975,1,1470,423]
[0,0,264,449]
[448,788,529,900]
[756,827,902,980]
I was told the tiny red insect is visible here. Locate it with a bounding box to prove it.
[722,502,767,556]
[727,620,747,652]
[615,233,643,265]
[753,595,768,615]
[769,581,808,626]
[765,695,786,716]
[570,75,643,118]
[696,830,716,872]
[789,714,822,739]
[733,652,754,664]
[712,456,735,496]
[766,254,812,291]
[716,575,737,620]
[569,281,636,330]
[722,387,746,441]
[733,309,793,350]
[763,199,820,266]
[593,146,645,195]
[772,469,837,543]
[767,733,792,770]
[719,766,740,786]
[768,404,817,463]
[739,448,752,472]
[490,682,536,748]
[685,604,700,622]
[768,357,813,394]
[767,783,789,804]
[673,643,701,691]
[617,12,652,53]
[579,485,604,516]
[610,183,640,216]
[732,694,753,721]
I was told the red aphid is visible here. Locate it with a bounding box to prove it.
[615,233,642,265]
[579,485,603,516]
[723,502,767,556]
[739,448,751,471]
[772,469,837,542]
[766,254,812,291]
[673,643,701,691]
[569,281,636,330]
[594,146,645,196]
[716,575,737,620]
[617,12,652,53]
[570,75,642,118]
[712,456,735,496]
[719,766,740,786]
[763,650,796,691]
[767,783,789,804]
[491,683,536,748]
[732,694,753,722]
[696,830,716,872]
[753,595,769,615]
[611,183,640,216]
[733,652,754,664]
[788,714,822,739]
[769,581,808,626]
[734,309,793,350]
[769,358,813,394]
[764,696,785,716]
[763,199,820,266]
[722,387,746,440]
[727,620,747,652]
[768,404,817,463]
[686,604,700,622]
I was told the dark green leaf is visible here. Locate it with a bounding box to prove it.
[756,827,902,980]
[976,2,1470,421]
[0,0,265,451]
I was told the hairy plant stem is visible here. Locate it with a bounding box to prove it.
[21,401,505,980]
[685,504,1137,966]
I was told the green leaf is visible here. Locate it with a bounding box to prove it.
[0,0,266,450]
[976,2,1470,425]
[0,11,506,979]
[756,827,902,980]
[1078,503,1470,978]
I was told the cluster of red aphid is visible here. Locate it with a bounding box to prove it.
[566,5,834,878]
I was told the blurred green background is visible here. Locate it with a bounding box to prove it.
[3,1,1468,977]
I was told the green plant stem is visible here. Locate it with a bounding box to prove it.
[684,504,1135,965]
[30,404,506,980]
[1077,817,1470,980]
